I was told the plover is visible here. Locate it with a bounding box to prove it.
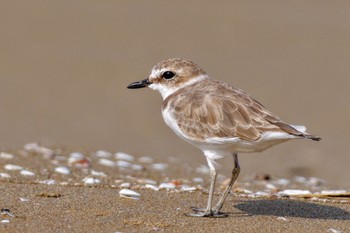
[127,58,321,217]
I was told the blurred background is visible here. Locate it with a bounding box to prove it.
[0,1,349,187]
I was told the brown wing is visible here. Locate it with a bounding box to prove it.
[164,79,319,141]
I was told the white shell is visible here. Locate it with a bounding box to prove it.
[145,184,159,191]
[98,158,115,167]
[55,166,71,175]
[82,177,101,185]
[69,152,84,159]
[20,170,35,176]
[0,152,14,159]
[138,156,154,163]
[91,170,107,177]
[95,150,112,158]
[38,179,56,185]
[4,164,23,171]
[119,189,140,200]
[278,190,311,196]
[0,173,11,178]
[151,163,168,171]
[116,160,132,168]
[159,183,176,190]
[115,152,134,161]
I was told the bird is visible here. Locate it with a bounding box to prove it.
[127,58,321,217]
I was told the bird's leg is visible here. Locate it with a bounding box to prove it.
[187,157,226,217]
[213,153,240,214]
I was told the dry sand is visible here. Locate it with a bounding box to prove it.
[0,146,349,232]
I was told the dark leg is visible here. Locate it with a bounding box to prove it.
[213,153,240,214]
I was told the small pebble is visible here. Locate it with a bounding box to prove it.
[115,152,134,162]
[119,189,140,200]
[4,164,23,171]
[20,170,35,176]
[55,166,70,175]
[0,152,14,159]
[1,220,10,223]
[276,217,288,221]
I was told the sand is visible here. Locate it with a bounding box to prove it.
[0,146,349,233]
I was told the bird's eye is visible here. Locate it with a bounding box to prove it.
[162,71,176,80]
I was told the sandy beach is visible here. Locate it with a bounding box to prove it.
[1,1,350,232]
[0,146,349,232]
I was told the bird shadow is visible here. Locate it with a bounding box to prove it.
[234,199,350,220]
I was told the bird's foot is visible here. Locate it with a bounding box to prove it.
[185,207,228,218]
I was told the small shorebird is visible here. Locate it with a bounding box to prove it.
[127,58,321,217]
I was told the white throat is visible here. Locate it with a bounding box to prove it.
[148,75,208,100]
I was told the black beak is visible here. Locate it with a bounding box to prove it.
[127,78,151,89]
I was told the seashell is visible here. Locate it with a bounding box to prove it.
[119,189,140,200]
[0,152,14,159]
[131,164,144,171]
[138,156,154,164]
[119,183,131,188]
[38,179,56,185]
[159,183,176,190]
[0,173,11,178]
[95,150,112,158]
[151,163,168,171]
[278,189,311,196]
[115,152,134,162]
[192,177,204,183]
[4,164,23,171]
[69,152,84,159]
[181,185,196,192]
[145,184,159,191]
[274,178,290,186]
[91,170,107,177]
[116,160,132,168]
[55,166,71,175]
[20,170,35,176]
[98,158,115,167]
[82,177,101,185]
